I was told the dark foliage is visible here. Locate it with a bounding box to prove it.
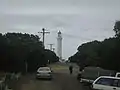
[0,33,58,73]
[69,21,120,71]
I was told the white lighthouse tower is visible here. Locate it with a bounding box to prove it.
[57,31,62,61]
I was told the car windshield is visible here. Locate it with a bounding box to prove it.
[38,68,50,71]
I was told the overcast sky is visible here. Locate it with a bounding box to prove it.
[0,0,120,59]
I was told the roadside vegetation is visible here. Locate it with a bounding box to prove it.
[0,33,59,73]
[69,21,120,71]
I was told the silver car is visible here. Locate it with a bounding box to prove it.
[36,67,52,79]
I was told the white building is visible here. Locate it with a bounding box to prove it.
[57,31,62,61]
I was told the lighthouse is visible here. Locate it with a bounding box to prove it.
[57,31,62,61]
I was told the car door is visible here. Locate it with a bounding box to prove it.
[116,79,120,90]
[111,79,120,90]
[94,78,114,90]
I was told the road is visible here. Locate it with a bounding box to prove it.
[14,63,90,90]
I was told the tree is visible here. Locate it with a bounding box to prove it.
[0,33,57,73]
[0,33,8,71]
[68,37,120,71]
[45,49,59,63]
[114,21,120,37]
[70,40,101,66]
[68,21,120,71]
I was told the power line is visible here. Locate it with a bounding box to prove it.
[52,47,55,52]
[47,44,54,51]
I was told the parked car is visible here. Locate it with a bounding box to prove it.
[92,76,120,90]
[116,72,120,78]
[36,67,52,80]
[79,67,115,84]
[77,71,82,80]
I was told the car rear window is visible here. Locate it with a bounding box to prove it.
[39,68,50,71]
[95,78,120,87]
[95,78,113,86]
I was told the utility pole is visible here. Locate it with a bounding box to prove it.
[52,48,55,52]
[48,44,54,51]
[25,61,28,73]
[24,60,28,73]
[38,28,50,47]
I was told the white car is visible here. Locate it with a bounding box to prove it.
[116,72,120,77]
[36,67,52,79]
[92,76,120,90]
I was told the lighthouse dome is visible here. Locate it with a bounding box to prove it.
[58,31,61,34]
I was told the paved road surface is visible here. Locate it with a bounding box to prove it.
[14,63,90,90]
